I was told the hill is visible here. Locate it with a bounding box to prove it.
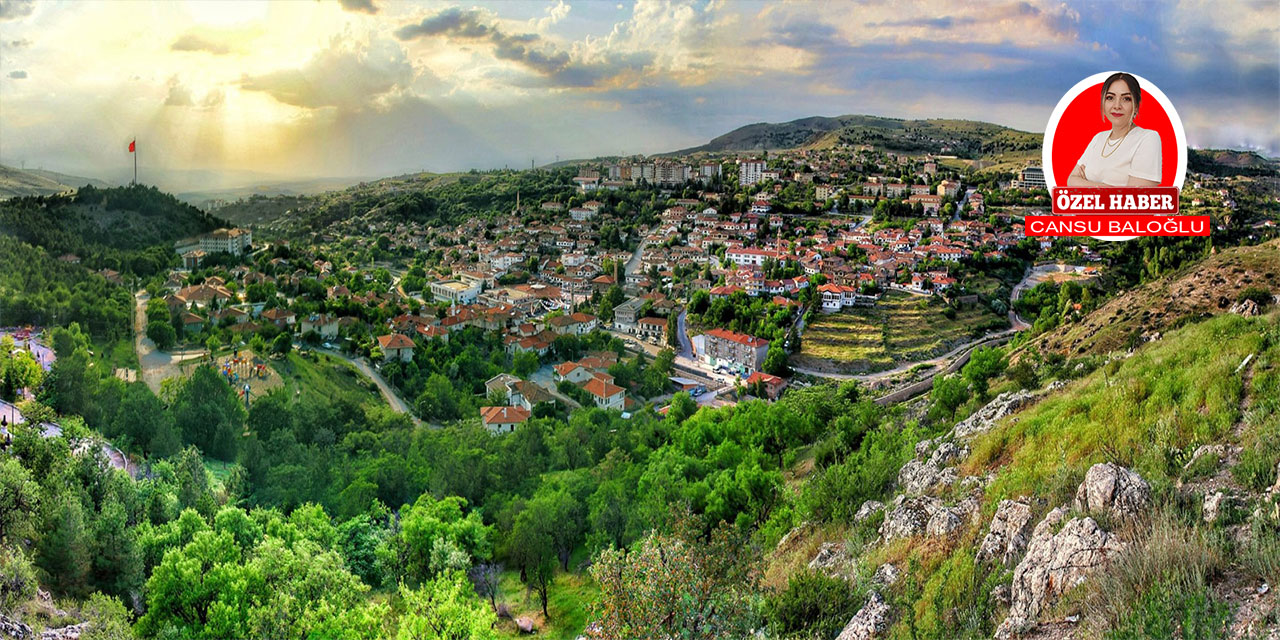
[0,164,112,199]
[669,114,1042,159]
[1189,148,1280,177]
[1029,238,1280,357]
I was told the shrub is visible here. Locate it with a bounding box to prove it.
[1103,582,1230,640]
[1236,286,1272,307]
[801,424,920,523]
[0,546,37,615]
[1241,517,1280,585]
[1085,512,1223,632]
[765,569,864,639]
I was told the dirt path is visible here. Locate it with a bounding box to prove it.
[791,328,1017,382]
[315,347,429,427]
[134,291,205,393]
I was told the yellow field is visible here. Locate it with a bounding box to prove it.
[795,292,1007,373]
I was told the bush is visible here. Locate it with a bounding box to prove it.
[1086,512,1223,632]
[1236,286,1272,307]
[801,424,919,523]
[765,569,864,639]
[0,546,37,615]
[1103,582,1230,640]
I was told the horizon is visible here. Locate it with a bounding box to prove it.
[1,0,1277,192]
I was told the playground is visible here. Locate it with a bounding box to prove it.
[213,351,283,406]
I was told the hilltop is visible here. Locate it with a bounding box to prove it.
[669,114,1042,159]
[0,164,112,199]
[1029,239,1280,357]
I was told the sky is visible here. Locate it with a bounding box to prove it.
[0,0,1276,190]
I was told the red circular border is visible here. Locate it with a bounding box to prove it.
[1050,83,1178,187]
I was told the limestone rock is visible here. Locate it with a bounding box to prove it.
[1203,491,1245,524]
[1183,444,1228,470]
[0,615,33,640]
[881,495,943,541]
[516,617,536,634]
[1230,299,1260,317]
[855,500,884,523]
[897,440,969,496]
[39,623,89,640]
[953,390,1036,439]
[977,498,1035,567]
[872,563,900,588]
[1073,463,1151,519]
[995,507,1124,639]
[808,542,854,579]
[881,494,978,542]
[835,591,891,640]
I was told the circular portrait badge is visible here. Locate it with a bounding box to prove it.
[1042,71,1186,190]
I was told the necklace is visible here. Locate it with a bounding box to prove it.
[1100,126,1133,158]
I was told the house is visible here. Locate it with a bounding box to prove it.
[485,373,521,400]
[301,313,339,339]
[377,333,415,363]
[636,317,667,342]
[702,328,769,376]
[509,380,554,412]
[582,378,625,410]
[261,308,296,328]
[554,361,595,384]
[548,312,597,335]
[745,371,787,400]
[612,297,644,333]
[480,406,530,434]
[180,312,204,334]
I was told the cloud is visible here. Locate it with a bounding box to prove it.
[164,82,194,106]
[7,69,27,79]
[0,0,34,21]
[396,6,646,88]
[171,32,232,55]
[338,0,377,15]
[6,38,31,48]
[241,34,413,109]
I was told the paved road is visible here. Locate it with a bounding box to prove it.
[134,290,206,393]
[624,240,647,278]
[1008,263,1095,331]
[675,310,693,359]
[529,365,583,409]
[315,347,428,427]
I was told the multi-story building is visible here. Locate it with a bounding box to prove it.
[702,328,769,376]
[738,159,766,186]
[429,279,481,305]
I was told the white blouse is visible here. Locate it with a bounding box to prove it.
[1076,127,1162,187]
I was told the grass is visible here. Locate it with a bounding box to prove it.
[203,457,237,493]
[91,336,138,373]
[270,351,382,410]
[493,565,598,639]
[967,312,1271,510]
[795,291,1007,373]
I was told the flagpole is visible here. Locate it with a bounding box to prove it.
[133,138,137,185]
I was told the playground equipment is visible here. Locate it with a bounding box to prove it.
[219,356,269,383]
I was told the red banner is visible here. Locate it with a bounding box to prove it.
[1052,187,1179,214]
[1026,215,1209,237]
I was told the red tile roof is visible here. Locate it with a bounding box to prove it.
[378,333,415,350]
[480,405,530,425]
[704,328,769,348]
[583,378,624,399]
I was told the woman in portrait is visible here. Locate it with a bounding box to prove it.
[1066,72,1162,187]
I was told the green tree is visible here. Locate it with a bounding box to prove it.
[175,446,214,515]
[147,321,177,351]
[395,571,498,640]
[206,335,222,357]
[508,508,556,618]
[763,343,789,377]
[930,374,970,419]
[90,496,142,600]
[512,350,539,379]
[0,545,37,616]
[37,496,92,597]
[272,332,292,356]
[390,494,492,586]
[961,347,1007,398]
[0,458,41,545]
[113,382,178,457]
[589,510,758,639]
[0,337,43,401]
[173,366,246,460]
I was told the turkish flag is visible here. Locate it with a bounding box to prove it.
[128,140,136,153]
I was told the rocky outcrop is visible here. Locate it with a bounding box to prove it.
[835,591,891,640]
[995,507,1124,639]
[977,498,1035,567]
[1230,299,1261,317]
[39,623,89,640]
[1203,490,1245,524]
[897,439,968,496]
[872,563,900,588]
[0,615,33,640]
[881,494,979,542]
[855,500,884,523]
[1073,463,1151,519]
[953,390,1037,439]
[808,542,854,580]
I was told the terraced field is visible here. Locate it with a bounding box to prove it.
[794,291,1008,373]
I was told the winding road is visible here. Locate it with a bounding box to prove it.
[315,347,427,427]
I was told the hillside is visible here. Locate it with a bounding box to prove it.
[0,164,111,199]
[1190,149,1280,177]
[768,306,1279,638]
[1029,239,1280,357]
[670,114,1042,159]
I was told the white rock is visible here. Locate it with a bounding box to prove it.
[953,390,1037,439]
[1073,462,1151,519]
[977,498,1035,567]
[994,507,1124,639]
[835,591,891,640]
